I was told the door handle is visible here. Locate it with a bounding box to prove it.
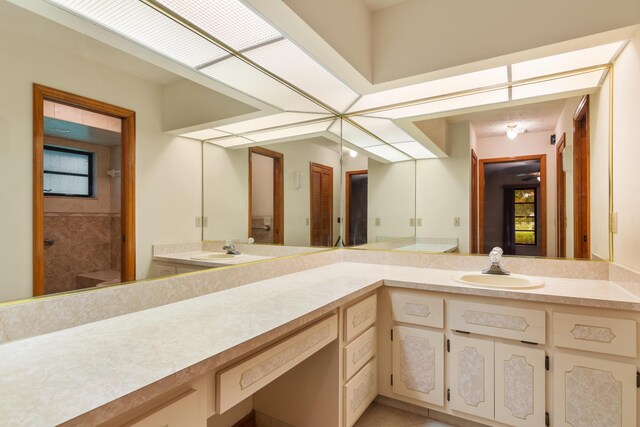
[44,239,54,247]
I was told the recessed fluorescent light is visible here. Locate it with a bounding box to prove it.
[248,121,332,142]
[349,116,413,143]
[349,67,508,113]
[200,56,327,113]
[511,41,624,81]
[181,128,229,140]
[155,0,281,51]
[391,142,437,159]
[329,120,381,148]
[208,136,254,148]
[244,39,359,112]
[364,145,411,162]
[380,89,509,119]
[512,70,604,100]
[215,112,331,134]
[49,0,227,67]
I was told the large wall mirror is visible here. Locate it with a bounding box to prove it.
[1,0,623,305]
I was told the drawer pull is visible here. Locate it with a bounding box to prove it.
[463,310,529,332]
[571,324,616,343]
[240,324,331,389]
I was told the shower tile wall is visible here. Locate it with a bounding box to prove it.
[43,137,120,294]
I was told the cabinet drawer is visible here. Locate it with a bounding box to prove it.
[154,262,176,277]
[217,314,338,413]
[553,312,636,357]
[344,358,377,427]
[344,326,376,380]
[344,294,377,342]
[126,389,203,427]
[449,300,545,344]
[389,289,443,328]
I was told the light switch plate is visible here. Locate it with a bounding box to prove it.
[375,218,381,227]
[409,218,416,227]
[453,217,460,227]
[195,216,202,227]
[417,218,422,227]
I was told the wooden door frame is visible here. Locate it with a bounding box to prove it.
[309,162,333,246]
[573,95,590,259]
[556,133,567,258]
[345,170,368,246]
[470,150,478,253]
[33,84,136,296]
[479,154,547,256]
[248,146,284,245]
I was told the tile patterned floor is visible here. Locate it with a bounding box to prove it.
[354,402,455,427]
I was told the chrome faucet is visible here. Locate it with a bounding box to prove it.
[222,239,240,255]
[482,247,510,275]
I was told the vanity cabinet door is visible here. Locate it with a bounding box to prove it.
[494,342,545,427]
[449,335,494,421]
[392,326,444,406]
[553,352,636,427]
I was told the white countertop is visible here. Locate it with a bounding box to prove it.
[1,262,639,425]
[153,251,274,267]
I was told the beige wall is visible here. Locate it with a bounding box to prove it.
[612,32,640,272]
[0,6,202,301]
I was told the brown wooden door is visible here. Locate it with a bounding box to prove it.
[310,163,333,246]
[573,96,590,259]
[471,150,478,253]
[556,133,567,258]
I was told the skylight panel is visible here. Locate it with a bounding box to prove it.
[511,41,624,81]
[380,89,509,119]
[244,39,359,113]
[49,0,227,67]
[215,112,331,135]
[349,67,508,113]
[200,56,327,113]
[512,70,604,100]
[329,120,381,148]
[181,128,230,140]
[248,121,332,143]
[155,0,281,52]
[391,142,437,159]
[364,145,412,162]
[349,116,413,143]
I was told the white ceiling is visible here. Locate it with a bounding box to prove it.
[361,0,408,12]
[447,98,569,138]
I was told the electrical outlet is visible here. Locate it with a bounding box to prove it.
[453,217,460,227]
[195,216,202,227]
[409,218,415,227]
[202,217,208,228]
[375,218,381,227]
[611,212,618,234]
[417,218,422,227]
[306,218,309,226]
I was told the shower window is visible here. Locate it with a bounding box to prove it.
[514,188,536,245]
[43,145,94,197]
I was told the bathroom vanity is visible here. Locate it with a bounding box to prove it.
[0,252,639,426]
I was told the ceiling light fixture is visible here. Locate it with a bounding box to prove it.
[506,124,526,140]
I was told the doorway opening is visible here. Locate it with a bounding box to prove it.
[345,170,368,246]
[573,95,590,259]
[470,150,479,253]
[248,147,284,244]
[556,133,567,258]
[33,84,135,296]
[310,162,333,247]
[479,155,547,256]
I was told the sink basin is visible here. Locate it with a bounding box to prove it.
[190,252,240,260]
[455,273,544,289]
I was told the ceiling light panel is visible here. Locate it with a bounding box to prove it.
[49,0,227,67]
[379,89,509,119]
[511,41,624,81]
[392,142,437,159]
[512,70,604,100]
[155,0,281,52]
[365,145,411,162]
[244,39,359,112]
[248,121,332,142]
[209,136,254,147]
[349,116,413,143]
[181,128,229,140]
[349,67,508,113]
[328,120,381,148]
[200,56,327,113]
[215,112,331,134]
